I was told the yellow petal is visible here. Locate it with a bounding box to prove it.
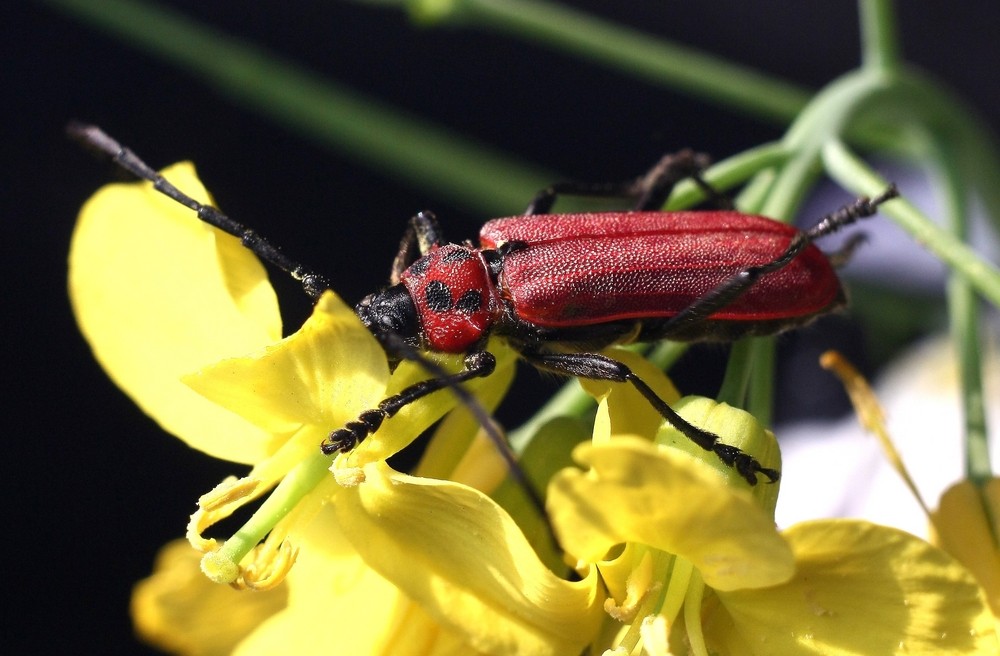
[549,437,794,591]
[184,292,388,435]
[931,478,1000,615]
[69,163,281,463]
[710,520,998,655]
[235,504,487,656]
[132,539,287,656]
[415,340,518,483]
[580,347,681,443]
[353,341,519,465]
[334,461,604,656]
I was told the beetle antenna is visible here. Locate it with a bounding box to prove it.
[67,122,333,299]
[71,124,553,530]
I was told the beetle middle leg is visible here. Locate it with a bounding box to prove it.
[525,149,726,214]
[519,349,780,485]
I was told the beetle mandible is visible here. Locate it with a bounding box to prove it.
[69,123,898,487]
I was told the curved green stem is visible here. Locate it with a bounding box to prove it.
[822,140,1000,308]
[858,0,901,74]
[405,0,810,121]
[40,0,551,213]
[664,141,791,210]
[927,137,992,483]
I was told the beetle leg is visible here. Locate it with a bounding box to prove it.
[661,186,900,334]
[826,232,868,268]
[321,345,548,517]
[632,150,731,211]
[321,350,498,454]
[68,123,335,299]
[520,350,780,485]
[389,210,446,284]
[524,150,725,214]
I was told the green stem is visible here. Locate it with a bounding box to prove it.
[716,341,753,410]
[822,139,1000,308]
[431,0,811,122]
[664,141,791,210]
[41,0,551,213]
[215,453,330,569]
[858,0,901,74]
[718,150,816,421]
[507,381,593,452]
[929,138,992,483]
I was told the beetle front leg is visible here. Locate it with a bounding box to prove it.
[320,348,548,517]
[520,350,780,485]
[321,351,496,454]
[389,210,447,284]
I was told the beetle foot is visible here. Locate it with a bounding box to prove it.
[321,409,386,454]
[713,444,780,485]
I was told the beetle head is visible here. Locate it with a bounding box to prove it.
[356,284,421,354]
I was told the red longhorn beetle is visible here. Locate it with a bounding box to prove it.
[69,124,898,490]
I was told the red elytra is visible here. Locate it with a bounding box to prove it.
[481,211,841,326]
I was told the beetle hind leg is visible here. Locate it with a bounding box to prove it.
[524,149,728,215]
[520,349,779,485]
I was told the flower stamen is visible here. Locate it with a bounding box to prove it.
[659,556,694,626]
[186,476,263,553]
[820,350,931,516]
[605,550,656,623]
[198,475,261,512]
[193,453,332,586]
[236,538,298,591]
[682,570,708,656]
[638,614,672,656]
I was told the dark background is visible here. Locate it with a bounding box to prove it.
[7,2,998,653]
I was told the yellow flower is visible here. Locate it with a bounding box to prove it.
[70,164,996,655]
[931,479,1000,617]
[70,164,602,654]
[548,354,998,655]
[823,350,1000,622]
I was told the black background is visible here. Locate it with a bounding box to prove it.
[7,2,999,653]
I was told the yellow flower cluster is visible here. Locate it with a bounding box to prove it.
[70,167,997,654]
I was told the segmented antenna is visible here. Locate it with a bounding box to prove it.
[67,122,333,299]
[69,123,549,521]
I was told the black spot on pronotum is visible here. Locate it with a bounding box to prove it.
[456,289,483,314]
[442,248,473,263]
[409,256,432,276]
[424,280,453,312]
